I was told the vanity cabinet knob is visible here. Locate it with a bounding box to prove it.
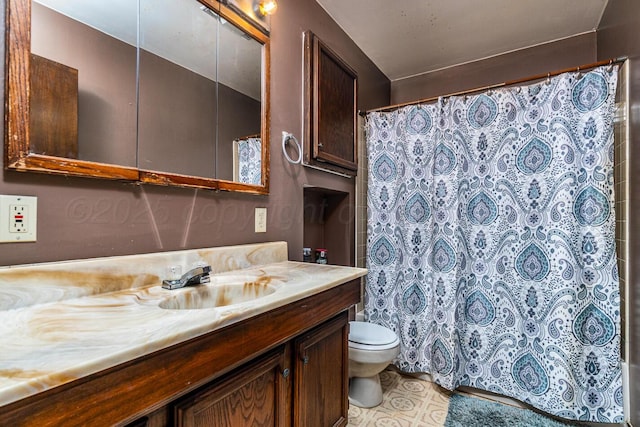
[282,368,290,378]
[302,355,309,365]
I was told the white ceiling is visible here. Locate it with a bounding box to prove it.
[316,0,609,82]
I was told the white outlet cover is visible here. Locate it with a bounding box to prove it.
[0,195,37,242]
[255,207,267,233]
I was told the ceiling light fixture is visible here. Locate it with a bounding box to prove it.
[258,0,277,16]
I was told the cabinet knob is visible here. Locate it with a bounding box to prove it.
[282,368,290,378]
[302,355,309,365]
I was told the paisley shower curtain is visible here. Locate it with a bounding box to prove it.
[365,66,623,422]
[233,136,262,184]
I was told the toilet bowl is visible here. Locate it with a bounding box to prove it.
[348,321,400,408]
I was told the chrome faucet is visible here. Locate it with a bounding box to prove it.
[162,265,212,290]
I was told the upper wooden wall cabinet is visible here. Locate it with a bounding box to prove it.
[303,31,358,177]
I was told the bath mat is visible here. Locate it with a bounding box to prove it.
[444,393,585,427]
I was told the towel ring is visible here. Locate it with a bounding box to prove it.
[282,131,302,164]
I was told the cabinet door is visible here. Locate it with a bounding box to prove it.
[172,346,290,427]
[293,312,349,427]
[303,31,358,177]
[30,53,78,158]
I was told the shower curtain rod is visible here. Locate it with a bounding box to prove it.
[361,56,627,115]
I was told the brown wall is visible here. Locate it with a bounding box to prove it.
[391,33,597,105]
[0,0,391,266]
[597,1,640,423]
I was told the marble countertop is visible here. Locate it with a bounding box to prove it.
[0,243,366,408]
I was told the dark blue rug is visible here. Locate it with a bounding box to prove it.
[444,393,586,427]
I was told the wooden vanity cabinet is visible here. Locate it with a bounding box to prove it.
[171,312,349,427]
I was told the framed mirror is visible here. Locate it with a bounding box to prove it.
[5,0,270,193]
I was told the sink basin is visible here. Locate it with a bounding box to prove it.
[158,281,276,310]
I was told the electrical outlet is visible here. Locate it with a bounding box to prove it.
[0,195,37,242]
[255,207,267,233]
[10,205,28,232]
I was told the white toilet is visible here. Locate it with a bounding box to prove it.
[348,321,400,408]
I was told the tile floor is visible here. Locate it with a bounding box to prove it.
[347,367,452,427]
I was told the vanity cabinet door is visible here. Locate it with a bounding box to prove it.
[172,346,289,427]
[293,312,349,427]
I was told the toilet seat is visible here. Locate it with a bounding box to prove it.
[349,321,400,350]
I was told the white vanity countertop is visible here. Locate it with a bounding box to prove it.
[0,242,366,408]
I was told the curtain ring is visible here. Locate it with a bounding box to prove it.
[608,59,614,73]
[546,73,551,85]
[577,66,583,79]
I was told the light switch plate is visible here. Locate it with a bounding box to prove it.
[0,195,37,242]
[255,207,267,233]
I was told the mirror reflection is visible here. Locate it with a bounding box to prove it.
[138,0,219,178]
[216,16,262,183]
[28,0,265,187]
[31,0,138,166]
[232,135,262,184]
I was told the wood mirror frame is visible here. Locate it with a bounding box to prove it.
[5,0,270,194]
